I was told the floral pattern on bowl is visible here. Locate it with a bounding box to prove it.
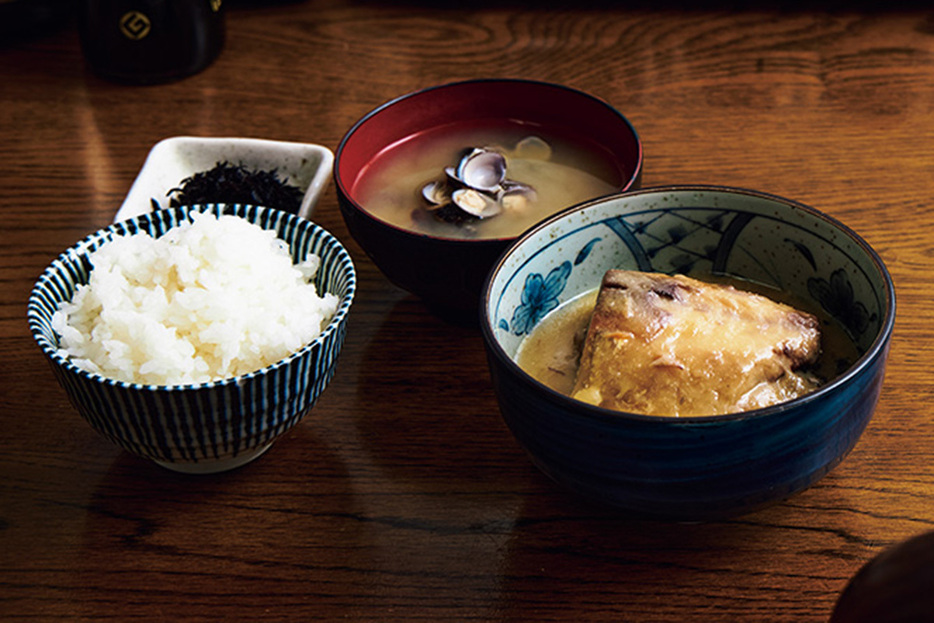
[492,186,888,356]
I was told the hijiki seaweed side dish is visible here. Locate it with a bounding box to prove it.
[151,161,305,214]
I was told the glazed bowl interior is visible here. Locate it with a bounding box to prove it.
[482,185,895,519]
[28,204,356,474]
[488,187,891,359]
[336,79,643,210]
[335,79,643,319]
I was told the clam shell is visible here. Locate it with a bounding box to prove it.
[514,135,552,161]
[498,180,537,212]
[452,188,503,218]
[456,148,507,192]
[421,180,451,208]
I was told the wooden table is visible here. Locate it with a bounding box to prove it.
[2,1,930,620]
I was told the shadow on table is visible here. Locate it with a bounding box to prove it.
[74,426,366,617]
[353,294,529,490]
[493,478,853,621]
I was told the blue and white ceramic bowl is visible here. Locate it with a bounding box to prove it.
[481,186,895,519]
[28,204,356,474]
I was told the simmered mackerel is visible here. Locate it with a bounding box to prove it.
[571,271,822,416]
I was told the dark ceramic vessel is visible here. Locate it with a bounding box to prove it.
[28,204,356,474]
[481,186,896,520]
[335,79,643,322]
[831,531,934,623]
[79,0,225,84]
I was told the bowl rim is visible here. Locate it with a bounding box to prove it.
[480,183,897,424]
[333,77,644,244]
[27,203,356,392]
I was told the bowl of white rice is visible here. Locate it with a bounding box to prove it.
[28,204,356,473]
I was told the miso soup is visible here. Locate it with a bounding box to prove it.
[352,122,621,240]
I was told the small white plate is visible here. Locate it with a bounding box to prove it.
[114,136,334,222]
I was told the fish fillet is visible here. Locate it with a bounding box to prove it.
[571,270,822,416]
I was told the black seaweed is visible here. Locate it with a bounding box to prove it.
[431,204,480,226]
[165,161,304,214]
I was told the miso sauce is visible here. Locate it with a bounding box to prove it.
[516,276,861,399]
[353,122,620,240]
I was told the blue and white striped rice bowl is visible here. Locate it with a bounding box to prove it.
[28,204,356,474]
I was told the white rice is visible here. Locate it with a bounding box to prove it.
[52,211,339,386]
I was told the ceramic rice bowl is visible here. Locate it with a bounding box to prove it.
[481,186,895,520]
[28,204,356,474]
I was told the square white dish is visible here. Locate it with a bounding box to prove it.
[114,136,334,222]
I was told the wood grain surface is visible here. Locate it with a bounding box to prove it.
[2,1,933,620]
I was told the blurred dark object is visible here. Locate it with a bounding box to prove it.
[78,0,225,85]
[0,0,74,42]
[830,531,934,623]
[224,0,308,5]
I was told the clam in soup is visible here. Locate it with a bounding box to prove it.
[352,123,621,240]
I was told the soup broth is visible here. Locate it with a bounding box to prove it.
[516,275,861,404]
[352,122,621,240]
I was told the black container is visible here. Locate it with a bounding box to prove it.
[78,0,224,84]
